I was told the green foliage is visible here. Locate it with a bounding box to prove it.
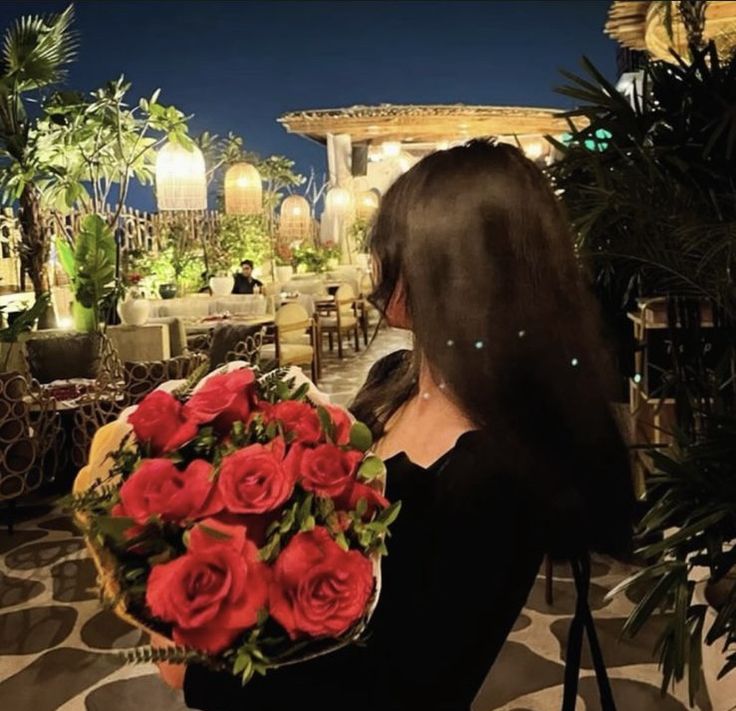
[291,243,336,273]
[548,44,736,317]
[612,415,736,702]
[209,215,270,276]
[1,5,77,92]
[29,77,191,215]
[57,214,116,331]
[348,218,371,254]
[139,219,203,294]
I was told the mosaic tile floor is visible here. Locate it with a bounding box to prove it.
[0,327,715,710]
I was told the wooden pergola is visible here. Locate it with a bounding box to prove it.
[605,0,736,61]
[278,104,576,146]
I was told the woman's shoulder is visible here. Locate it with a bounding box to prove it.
[439,429,541,514]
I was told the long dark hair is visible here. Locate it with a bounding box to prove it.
[352,140,634,559]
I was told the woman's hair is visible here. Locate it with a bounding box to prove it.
[351,140,634,559]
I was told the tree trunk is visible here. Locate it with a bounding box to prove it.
[18,185,56,329]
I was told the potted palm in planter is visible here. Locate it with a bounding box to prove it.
[611,415,736,707]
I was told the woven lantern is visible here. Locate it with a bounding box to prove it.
[324,187,353,216]
[155,142,207,211]
[279,195,311,241]
[356,190,379,220]
[224,162,262,215]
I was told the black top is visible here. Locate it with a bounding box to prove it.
[183,352,545,711]
[232,273,263,294]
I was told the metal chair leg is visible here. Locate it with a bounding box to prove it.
[545,555,554,605]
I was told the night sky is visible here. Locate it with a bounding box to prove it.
[1,0,617,210]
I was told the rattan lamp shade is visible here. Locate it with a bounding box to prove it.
[224,163,262,215]
[155,142,207,211]
[325,187,353,216]
[355,190,379,220]
[279,195,311,241]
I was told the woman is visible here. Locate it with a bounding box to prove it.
[172,141,635,710]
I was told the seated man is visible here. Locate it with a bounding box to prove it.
[231,259,263,295]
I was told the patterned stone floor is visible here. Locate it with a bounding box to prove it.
[0,327,714,710]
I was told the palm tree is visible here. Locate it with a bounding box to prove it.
[0,5,77,325]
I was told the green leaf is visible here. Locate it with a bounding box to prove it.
[197,524,233,542]
[95,515,135,542]
[317,406,335,443]
[376,500,401,527]
[357,455,386,482]
[349,422,373,453]
[55,238,75,280]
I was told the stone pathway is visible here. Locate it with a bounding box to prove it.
[0,328,711,710]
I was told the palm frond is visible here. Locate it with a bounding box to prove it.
[2,5,77,90]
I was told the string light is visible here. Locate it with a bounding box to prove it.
[475,340,484,350]
[571,357,579,367]
[446,339,454,347]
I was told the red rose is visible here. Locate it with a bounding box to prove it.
[336,481,389,520]
[184,368,255,432]
[119,459,222,525]
[208,510,282,548]
[285,443,362,498]
[128,390,199,454]
[261,400,322,444]
[269,527,374,639]
[324,404,352,446]
[218,438,295,514]
[146,520,269,654]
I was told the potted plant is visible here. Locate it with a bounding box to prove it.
[56,214,116,332]
[117,272,150,326]
[349,219,371,269]
[611,415,736,707]
[274,241,295,284]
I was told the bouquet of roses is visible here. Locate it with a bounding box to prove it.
[71,362,399,683]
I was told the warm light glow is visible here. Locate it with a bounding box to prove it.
[381,141,402,158]
[356,190,380,220]
[524,141,544,160]
[325,187,353,214]
[224,163,262,215]
[59,316,73,330]
[279,194,311,240]
[155,142,207,211]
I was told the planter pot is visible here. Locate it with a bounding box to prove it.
[209,275,234,297]
[158,283,177,300]
[694,578,736,710]
[117,296,150,326]
[326,257,339,270]
[276,265,294,283]
[72,302,97,332]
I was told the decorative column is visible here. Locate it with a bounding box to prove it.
[323,133,355,263]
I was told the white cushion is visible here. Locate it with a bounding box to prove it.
[320,316,357,329]
[260,343,314,366]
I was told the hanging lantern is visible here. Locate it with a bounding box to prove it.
[155,142,207,211]
[224,162,262,215]
[324,187,353,216]
[279,194,311,241]
[356,190,379,220]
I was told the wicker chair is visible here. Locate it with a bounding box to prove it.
[0,372,62,531]
[208,323,266,371]
[123,352,209,405]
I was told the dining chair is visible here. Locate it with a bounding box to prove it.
[318,283,360,359]
[260,303,319,382]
